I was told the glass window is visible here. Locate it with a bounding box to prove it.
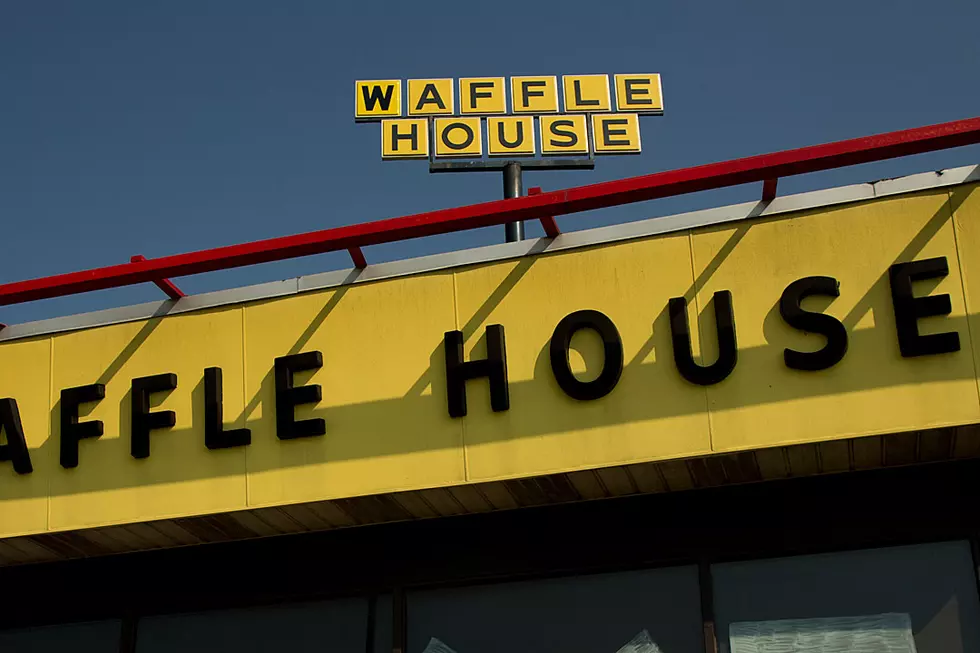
[408,566,702,653]
[712,541,980,653]
[136,597,371,653]
[0,620,121,652]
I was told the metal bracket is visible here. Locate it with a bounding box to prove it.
[528,187,561,238]
[762,178,778,202]
[130,255,185,300]
[348,247,367,269]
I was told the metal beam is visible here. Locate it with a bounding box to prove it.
[1,116,978,307]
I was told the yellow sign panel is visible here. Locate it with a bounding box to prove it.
[5,184,977,540]
[511,76,559,114]
[381,119,429,159]
[592,114,641,153]
[487,117,535,157]
[434,117,483,158]
[562,74,611,112]
[354,80,402,120]
[408,78,455,116]
[540,114,589,155]
[459,77,506,115]
[614,74,663,113]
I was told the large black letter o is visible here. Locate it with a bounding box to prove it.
[550,310,624,401]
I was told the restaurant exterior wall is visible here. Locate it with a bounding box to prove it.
[0,173,979,542]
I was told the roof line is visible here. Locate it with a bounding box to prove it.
[2,163,977,343]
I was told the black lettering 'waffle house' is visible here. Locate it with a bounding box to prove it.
[354,74,662,159]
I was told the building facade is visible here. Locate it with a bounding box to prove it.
[1,165,979,652]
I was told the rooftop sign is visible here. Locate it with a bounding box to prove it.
[355,74,663,159]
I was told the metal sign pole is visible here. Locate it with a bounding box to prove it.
[503,162,524,242]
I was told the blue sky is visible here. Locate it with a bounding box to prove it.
[2,1,979,324]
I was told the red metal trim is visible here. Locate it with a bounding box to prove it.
[347,247,367,269]
[761,178,778,202]
[130,255,185,300]
[1,116,978,307]
[528,187,561,238]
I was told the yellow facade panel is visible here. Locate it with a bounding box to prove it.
[242,273,465,507]
[0,337,51,537]
[950,183,980,402]
[452,236,712,482]
[691,190,980,452]
[47,308,249,531]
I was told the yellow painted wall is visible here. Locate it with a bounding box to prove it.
[1,184,979,538]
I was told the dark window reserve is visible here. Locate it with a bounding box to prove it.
[0,257,960,473]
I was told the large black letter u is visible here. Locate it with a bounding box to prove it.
[668,291,737,386]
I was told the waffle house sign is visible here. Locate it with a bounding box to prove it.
[355,74,663,159]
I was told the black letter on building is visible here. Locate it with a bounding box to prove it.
[60,383,105,468]
[669,291,737,386]
[415,83,447,111]
[550,310,623,401]
[889,257,960,357]
[390,122,418,152]
[0,398,32,474]
[445,325,509,418]
[469,81,494,109]
[131,374,177,459]
[274,352,326,440]
[204,367,251,450]
[548,119,579,147]
[361,84,394,112]
[779,276,848,371]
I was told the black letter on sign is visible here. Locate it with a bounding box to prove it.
[779,276,848,371]
[60,383,105,468]
[497,120,524,148]
[601,118,630,147]
[415,83,447,111]
[204,367,251,450]
[469,81,494,109]
[889,257,961,357]
[390,122,418,152]
[362,84,394,112]
[669,291,737,386]
[548,119,579,147]
[550,310,623,401]
[624,78,652,105]
[573,79,600,107]
[0,399,32,474]
[441,122,475,150]
[521,80,546,107]
[445,325,509,418]
[274,352,326,440]
[131,374,177,459]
